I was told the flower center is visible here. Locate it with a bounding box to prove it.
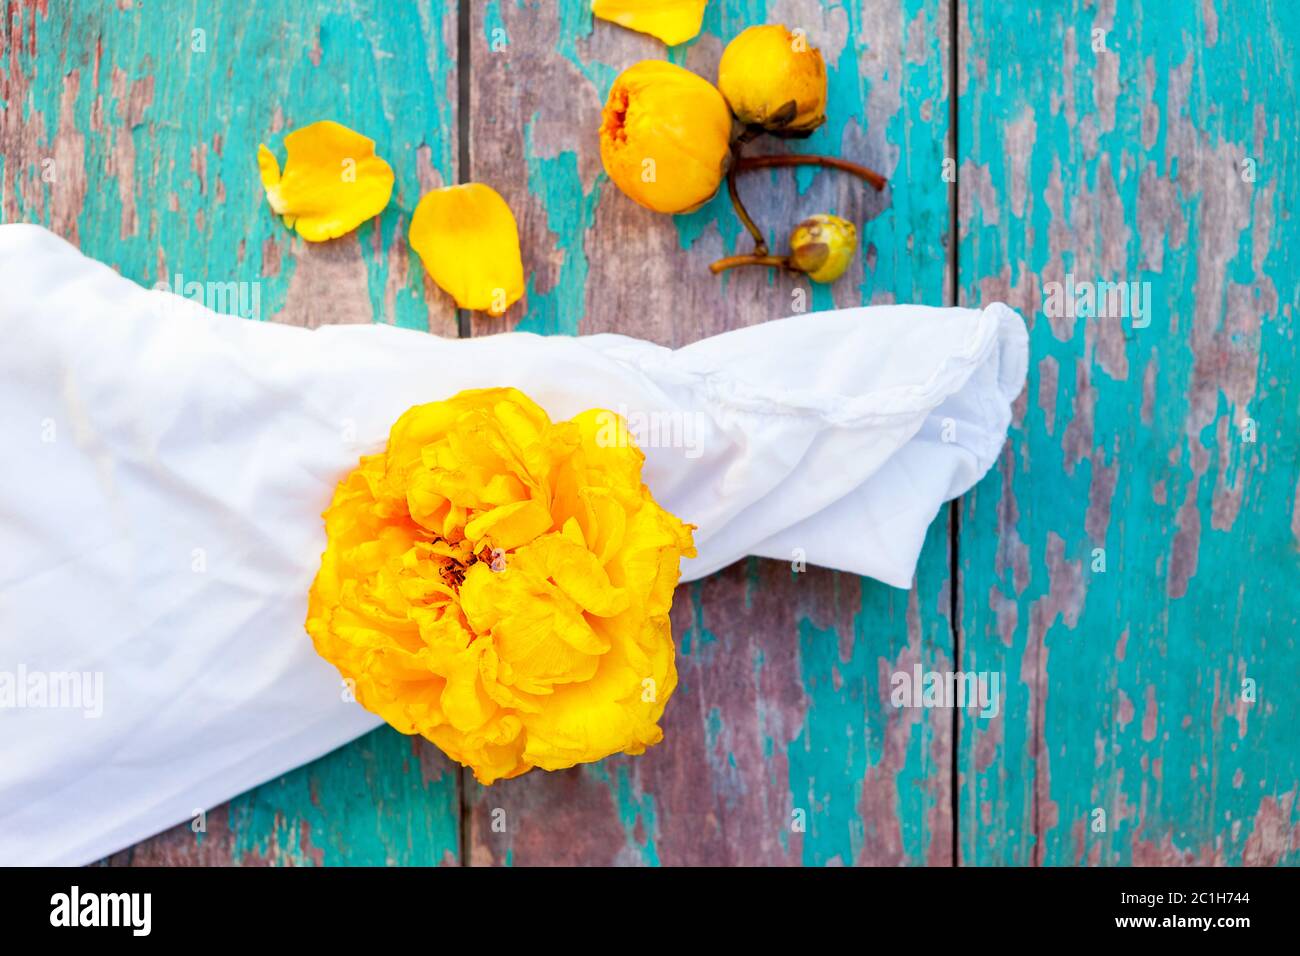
[430,540,505,593]
[600,87,630,146]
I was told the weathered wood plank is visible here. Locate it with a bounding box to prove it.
[1,0,464,864]
[468,545,954,866]
[470,0,950,343]
[3,0,459,333]
[104,729,460,866]
[15,0,1297,870]
[464,0,955,865]
[956,0,1300,865]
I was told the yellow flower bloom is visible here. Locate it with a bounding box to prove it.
[307,388,697,784]
[257,120,394,241]
[717,24,827,136]
[409,183,525,317]
[591,0,708,46]
[599,60,733,214]
[789,214,857,283]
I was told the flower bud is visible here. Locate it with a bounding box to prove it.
[599,61,734,214]
[789,214,856,283]
[717,25,827,136]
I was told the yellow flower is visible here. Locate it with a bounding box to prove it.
[591,0,708,46]
[409,183,525,317]
[789,214,857,283]
[599,60,733,214]
[717,24,827,136]
[258,121,394,241]
[307,388,697,784]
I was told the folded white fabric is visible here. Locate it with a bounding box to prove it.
[0,223,1027,865]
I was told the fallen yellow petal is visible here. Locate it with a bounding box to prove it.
[591,0,708,45]
[409,183,525,317]
[257,120,394,242]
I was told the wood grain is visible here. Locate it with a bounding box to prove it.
[1,0,459,334]
[1,0,464,864]
[955,0,1300,865]
[8,0,1295,867]
[469,0,950,344]
[104,729,460,866]
[463,0,955,865]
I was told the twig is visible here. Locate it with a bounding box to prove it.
[734,153,887,191]
[726,132,769,254]
[709,254,791,275]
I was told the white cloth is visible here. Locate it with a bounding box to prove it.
[0,224,1027,865]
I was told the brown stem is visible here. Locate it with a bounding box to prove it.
[726,136,768,255]
[735,153,887,191]
[727,165,768,256]
[709,254,791,275]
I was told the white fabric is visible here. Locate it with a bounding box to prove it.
[0,224,1027,865]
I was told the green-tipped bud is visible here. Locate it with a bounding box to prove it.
[788,214,857,283]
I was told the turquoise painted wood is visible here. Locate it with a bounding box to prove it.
[956,0,1300,865]
[463,0,954,865]
[3,0,464,865]
[4,0,1295,866]
[106,729,460,866]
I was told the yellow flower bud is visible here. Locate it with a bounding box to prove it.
[599,61,733,214]
[789,214,856,283]
[717,24,827,136]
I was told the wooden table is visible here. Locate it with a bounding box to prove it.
[5,0,1296,866]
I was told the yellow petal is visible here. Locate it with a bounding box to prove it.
[464,499,554,551]
[494,600,604,689]
[529,533,630,617]
[409,183,525,316]
[256,145,284,211]
[591,0,708,46]
[257,120,394,242]
[520,615,676,770]
[459,558,606,690]
[439,643,499,732]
